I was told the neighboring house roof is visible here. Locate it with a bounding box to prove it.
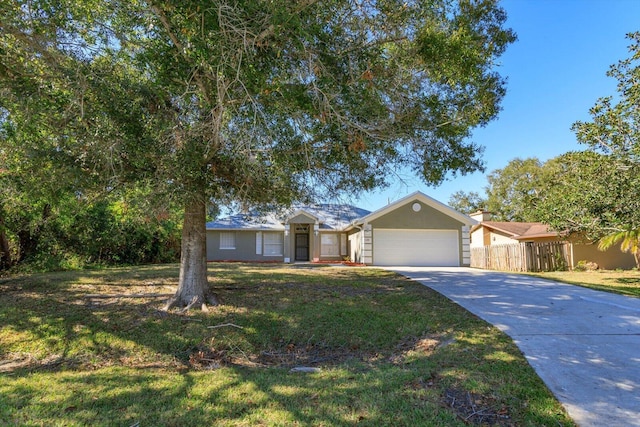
[206,204,371,231]
[475,221,560,240]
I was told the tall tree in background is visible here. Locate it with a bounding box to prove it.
[546,32,640,266]
[534,151,621,238]
[448,190,486,214]
[0,0,516,309]
[484,157,544,222]
[449,157,545,222]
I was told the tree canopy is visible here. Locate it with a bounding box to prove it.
[541,32,640,264]
[449,157,545,221]
[449,33,640,267]
[1,0,516,308]
[447,190,486,214]
[484,157,544,222]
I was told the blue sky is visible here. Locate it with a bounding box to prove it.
[355,0,640,211]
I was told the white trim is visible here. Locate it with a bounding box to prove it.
[363,223,373,264]
[355,191,476,227]
[461,226,471,265]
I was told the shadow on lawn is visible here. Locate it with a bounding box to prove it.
[614,276,640,284]
[1,360,564,426]
[0,265,574,426]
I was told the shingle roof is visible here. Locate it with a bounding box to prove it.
[205,212,284,230]
[480,221,559,240]
[298,204,371,230]
[206,204,371,231]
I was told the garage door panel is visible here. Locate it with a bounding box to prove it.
[373,229,459,266]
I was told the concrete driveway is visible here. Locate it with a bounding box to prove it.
[386,267,640,427]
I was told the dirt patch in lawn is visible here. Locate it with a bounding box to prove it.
[188,342,362,370]
[443,387,512,426]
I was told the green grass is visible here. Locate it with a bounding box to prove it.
[0,263,575,426]
[528,269,640,297]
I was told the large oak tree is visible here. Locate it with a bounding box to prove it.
[1,0,515,309]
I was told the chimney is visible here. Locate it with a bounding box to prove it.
[470,210,492,222]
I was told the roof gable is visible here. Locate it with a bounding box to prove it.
[356,191,476,226]
[287,210,318,224]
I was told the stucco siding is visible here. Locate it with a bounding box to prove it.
[288,213,316,224]
[368,200,467,266]
[369,200,464,229]
[207,230,284,262]
[470,228,484,248]
[571,243,636,270]
[489,231,515,245]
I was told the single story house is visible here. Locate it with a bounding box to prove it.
[469,211,559,247]
[469,211,636,270]
[206,191,476,267]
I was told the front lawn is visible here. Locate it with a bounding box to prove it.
[528,269,640,298]
[0,263,574,426]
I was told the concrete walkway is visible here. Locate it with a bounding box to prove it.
[386,267,640,427]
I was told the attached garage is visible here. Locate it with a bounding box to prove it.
[373,229,460,266]
[346,192,475,267]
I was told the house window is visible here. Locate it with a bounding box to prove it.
[263,232,283,256]
[321,234,340,256]
[219,232,236,250]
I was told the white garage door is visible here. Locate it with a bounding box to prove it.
[373,229,460,266]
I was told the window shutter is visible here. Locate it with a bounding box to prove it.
[256,232,262,255]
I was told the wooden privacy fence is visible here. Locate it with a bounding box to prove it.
[470,241,570,272]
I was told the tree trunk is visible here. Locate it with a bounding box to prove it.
[164,196,220,311]
[0,212,12,270]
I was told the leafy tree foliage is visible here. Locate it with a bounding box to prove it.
[534,151,623,238]
[0,0,516,308]
[448,190,486,214]
[484,157,545,222]
[572,32,640,162]
[539,32,640,265]
[0,86,181,271]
